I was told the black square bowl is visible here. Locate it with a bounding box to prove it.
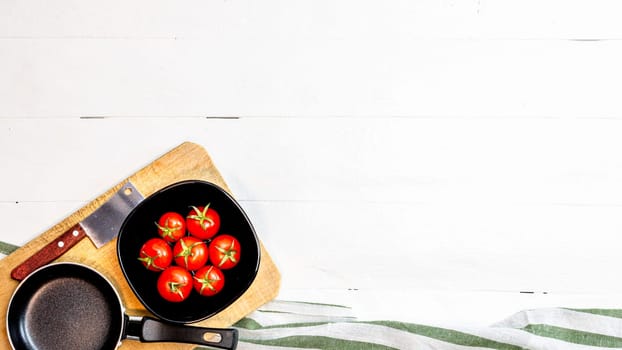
[117,180,260,324]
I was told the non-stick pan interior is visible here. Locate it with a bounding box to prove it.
[7,263,124,350]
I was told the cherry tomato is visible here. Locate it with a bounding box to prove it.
[157,266,193,302]
[156,212,186,243]
[173,236,209,271]
[209,234,241,270]
[138,238,172,271]
[186,204,220,240]
[193,265,225,296]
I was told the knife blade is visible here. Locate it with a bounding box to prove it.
[10,181,144,281]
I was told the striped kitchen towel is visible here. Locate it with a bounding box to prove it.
[222,301,622,350]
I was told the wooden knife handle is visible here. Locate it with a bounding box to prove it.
[10,224,87,281]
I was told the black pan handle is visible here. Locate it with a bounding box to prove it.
[126,316,238,350]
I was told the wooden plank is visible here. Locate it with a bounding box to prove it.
[0,39,621,118]
[2,117,622,204]
[2,1,622,39]
[0,142,281,350]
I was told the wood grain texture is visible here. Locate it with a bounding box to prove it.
[0,142,280,350]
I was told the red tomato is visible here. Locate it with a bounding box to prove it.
[157,266,193,302]
[209,234,241,270]
[193,265,225,297]
[138,238,172,271]
[156,212,186,243]
[186,204,220,240]
[173,236,209,271]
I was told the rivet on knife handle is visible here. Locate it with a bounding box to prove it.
[10,224,87,281]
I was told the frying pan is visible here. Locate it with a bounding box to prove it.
[6,262,238,350]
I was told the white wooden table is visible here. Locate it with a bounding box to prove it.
[2,0,622,329]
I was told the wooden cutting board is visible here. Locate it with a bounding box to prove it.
[0,142,281,349]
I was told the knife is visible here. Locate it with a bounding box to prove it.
[10,181,145,281]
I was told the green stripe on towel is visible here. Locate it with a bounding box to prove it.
[568,309,622,319]
[523,324,622,348]
[369,321,524,350]
[0,241,18,255]
[242,336,398,350]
